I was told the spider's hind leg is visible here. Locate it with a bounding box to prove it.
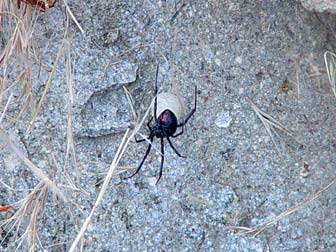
[127,134,154,179]
[172,125,183,138]
[167,137,186,158]
[155,136,165,185]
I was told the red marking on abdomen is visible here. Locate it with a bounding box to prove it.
[161,113,169,123]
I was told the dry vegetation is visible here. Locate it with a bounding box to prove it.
[0,1,335,251]
[0,2,150,250]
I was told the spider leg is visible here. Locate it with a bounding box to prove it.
[127,134,154,179]
[167,137,186,157]
[155,136,165,185]
[134,117,153,142]
[172,125,184,138]
[154,64,159,120]
[177,85,197,127]
[147,117,153,131]
[134,135,147,143]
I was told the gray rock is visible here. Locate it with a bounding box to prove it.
[300,0,336,13]
[72,61,138,137]
[73,60,138,108]
[1,1,336,252]
[72,88,133,137]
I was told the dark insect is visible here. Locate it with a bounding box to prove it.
[128,65,197,184]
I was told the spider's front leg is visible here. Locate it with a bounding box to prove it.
[154,64,159,119]
[177,85,197,127]
[134,117,153,143]
[147,117,153,130]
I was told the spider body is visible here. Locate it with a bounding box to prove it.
[152,92,183,137]
[154,109,178,137]
[128,65,197,184]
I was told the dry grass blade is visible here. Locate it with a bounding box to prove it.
[171,73,187,114]
[69,128,130,252]
[26,44,63,133]
[123,85,164,153]
[0,10,27,105]
[247,177,336,236]
[64,106,78,173]
[324,51,336,98]
[224,226,253,232]
[0,93,13,124]
[63,38,79,185]
[62,0,84,34]
[93,166,137,187]
[61,105,84,192]
[0,1,2,26]
[102,43,158,73]
[28,184,48,251]
[69,92,156,251]
[247,97,292,153]
[123,86,137,123]
[186,194,215,206]
[0,4,40,119]
[0,182,49,251]
[0,128,67,202]
[292,52,324,101]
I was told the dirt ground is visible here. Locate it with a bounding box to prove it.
[1,1,336,251]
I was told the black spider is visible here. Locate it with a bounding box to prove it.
[128,65,197,184]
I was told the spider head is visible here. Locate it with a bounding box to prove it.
[154,109,178,138]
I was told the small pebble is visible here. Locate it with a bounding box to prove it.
[235,56,243,64]
[215,111,232,128]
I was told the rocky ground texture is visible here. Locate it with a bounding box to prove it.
[0,1,335,251]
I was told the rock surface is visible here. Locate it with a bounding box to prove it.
[300,0,336,13]
[1,1,335,251]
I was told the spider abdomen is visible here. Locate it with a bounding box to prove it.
[154,93,184,121]
[156,109,178,137]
